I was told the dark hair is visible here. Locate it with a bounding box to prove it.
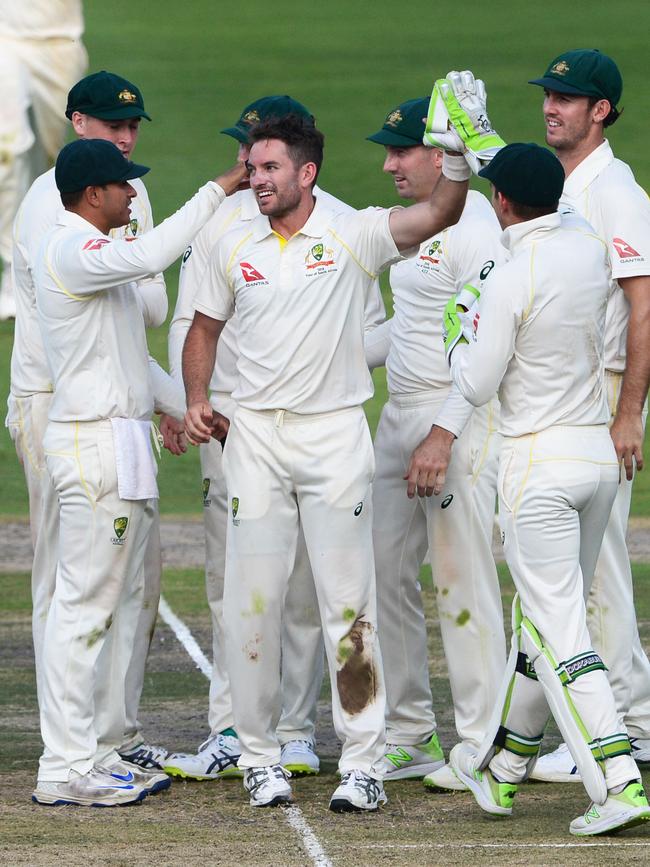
[248,114,324,182]
[587,95,621,128]
[505,198,558,220]
[60,189,85,208]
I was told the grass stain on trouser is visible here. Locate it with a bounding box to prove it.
[336,618,378,716]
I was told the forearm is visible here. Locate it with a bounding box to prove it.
[182,314,223,406]
[149,357,186,420]
[137,273,168,328]
[618,309,650,417]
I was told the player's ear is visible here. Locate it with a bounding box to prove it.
[301,161,318,189]
[70,111,86,137]
[591,99,611,125]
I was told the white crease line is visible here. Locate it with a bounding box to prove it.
[158,594,333,867]
[158,596,212,679]
[355,842,650,850]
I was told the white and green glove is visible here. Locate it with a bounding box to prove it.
[442,283,480,364]
[424,70,505,174]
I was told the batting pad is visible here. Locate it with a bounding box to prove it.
[520,617,610,805]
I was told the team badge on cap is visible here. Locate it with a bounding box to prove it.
[242,109,261,125]
[118,88,138,104]
[551,60,570,76]
[386,109,403,127]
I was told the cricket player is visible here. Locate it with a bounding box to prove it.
[165,95,386,781]
[442,141,650,837]
[0,0,87,318]
[365,97,506,789]
[31,137,246,806]
[6,71,175,773]
[527,49,650,782]
[182,73,494,810]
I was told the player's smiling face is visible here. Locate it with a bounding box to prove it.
[543,90,599,152]
[248,138,305,217]
[73,114,142,158]
[382,145,441,203]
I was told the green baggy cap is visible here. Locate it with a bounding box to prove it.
[66,71,151,121]
[367,97,430,147]
[55,138,150,194]
[478,142,564,207]
[529,49,622,108]
[221,95,314,143]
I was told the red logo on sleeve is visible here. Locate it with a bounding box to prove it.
[613,237,641,259]
[240,262,266,282]
[83,238,110,251]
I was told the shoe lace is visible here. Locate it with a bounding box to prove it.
[341,770,381,802]
[246,765,290,795]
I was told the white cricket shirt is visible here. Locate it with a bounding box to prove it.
[194,198,401,413]
[450,212,611,438]
[35,182,225,422]
[170,186,385,399]
[10,168,166,399]
[560,140,650,373]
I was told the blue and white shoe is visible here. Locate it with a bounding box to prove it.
[100,758,171,794]
[119,741,170,771]
[32,767,148,807]
[329,770,387,812]
[243,764,293,807]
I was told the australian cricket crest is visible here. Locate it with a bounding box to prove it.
[305,242,336,276]
[202,478,211,507]
[112,516,128,545]
[128,217,139,237]
[231,496,240,526]
[417,238,442,273]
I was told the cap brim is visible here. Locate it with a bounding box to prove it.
[122,162,150,182]
[366,130,421,147]
[528,76,593,97]
[220,125,248,143]
[477,162,497,181]
[86,106,152,121]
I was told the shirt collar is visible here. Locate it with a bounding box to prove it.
[249,190,333,243]
[500,211,562,255]
[57,209,109,235]
[562,140,614,198]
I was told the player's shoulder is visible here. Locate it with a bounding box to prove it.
[456,190,500,230]
[313,185,355,216]
[592,154,648,204]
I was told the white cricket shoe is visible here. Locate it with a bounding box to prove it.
[529,742,580,783]
[423,761,468,792]
[380,732,445,780]
[99,758,171,794]
[243,764,292,807]
[329,770,387,812]
[32,767,148,807]
[449,743,517,816]
[280,739,320,775]
[119,741,170,771]
[164,732,242,780]
[570,781,650,836]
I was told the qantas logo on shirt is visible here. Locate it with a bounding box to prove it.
[83,238,110,251]
[240,261,267,283]
[613,237,643,261]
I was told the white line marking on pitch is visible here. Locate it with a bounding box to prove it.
[359,842,650,850]
[157,594,333,867]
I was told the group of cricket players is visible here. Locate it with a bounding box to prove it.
[4,21,650,837]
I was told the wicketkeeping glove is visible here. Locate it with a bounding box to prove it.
[442,284,481,364]
[425,71,505,174]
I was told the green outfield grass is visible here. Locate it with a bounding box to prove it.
[1,0,650,517]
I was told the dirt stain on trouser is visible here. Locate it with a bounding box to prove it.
[336,617,378,715]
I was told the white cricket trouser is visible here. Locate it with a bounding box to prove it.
[38,420,154,781]
[373,392,505,747]
[7,392,58,699]
[0,35,87,270]
[222,406,386,775]
[7,394,162,751]
[201,394,324,741]
[587,371,650,737]
[490,424,639,790]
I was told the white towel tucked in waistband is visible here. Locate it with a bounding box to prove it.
[110,417,159,500]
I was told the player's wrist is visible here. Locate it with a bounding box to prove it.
[442,152,472,182]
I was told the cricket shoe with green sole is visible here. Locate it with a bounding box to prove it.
[570,781,650,836]
[280,739,320,775]
[380,732,445,780]
[164,731,242,780]
[449,743,517,816]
